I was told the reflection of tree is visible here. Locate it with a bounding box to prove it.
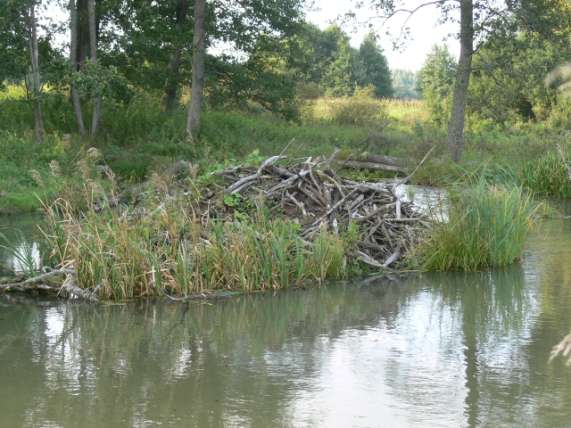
[0,282,417,428]
[519,218,571,427]
[379,267,529,428]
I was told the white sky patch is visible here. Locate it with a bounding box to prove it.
[45,0,459,71]
[306,0,459,71]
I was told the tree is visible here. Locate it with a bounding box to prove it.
[88,0,101,136]
[27,0,45,144]
[0,0,45,144]
[418,45,457,126]
[0,1,28,89]
[352,0,571,160]
[187,0,205,138]
[322,35,355,96]
[446,0,472,161]
[69,0,103,137]
[69,0,85,135]
[392,69,419,99]
[356,32,392,98]
[164,0,190,112]
[468,31,571,123]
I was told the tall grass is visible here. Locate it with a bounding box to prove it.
[300,88,389,128]
[382,99,429,124]
[419,183,538,271]
[0,231,39,275]
[520,151,571,198]
[43,193,350,300]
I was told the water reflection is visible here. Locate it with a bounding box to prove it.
[0,218,571,427]
[396,184,448,222]
[0,215,43,275]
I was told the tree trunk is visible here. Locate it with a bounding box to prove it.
[163,0,188,112]
[27,1,44,144]
[88,0,101,137]
[446,0,473,162]
[70,0,86,136]
[77,0,90,66]
[186,0,206,139]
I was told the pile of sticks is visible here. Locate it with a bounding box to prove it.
[213,154,431,268]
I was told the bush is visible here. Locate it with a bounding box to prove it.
[301,89,388,128]
[547,98,571,129]
[419,183,538,271]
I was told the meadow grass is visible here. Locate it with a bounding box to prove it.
[419,182,539,271]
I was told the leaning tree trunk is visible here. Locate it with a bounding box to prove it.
[186,0,206,139]
[88,0,101,137]
[446,0,473,162]
[69,0,86,136]
[163,0,189,112]
[27,1,44,145]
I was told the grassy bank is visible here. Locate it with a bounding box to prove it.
[1,91,570,216]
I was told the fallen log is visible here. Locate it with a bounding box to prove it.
[0,268,99,302]
[339,160,406,173]
[0,269,70,293]
[333,152,407,174]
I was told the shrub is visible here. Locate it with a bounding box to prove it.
[301,90,388,128]
[419,183,538,271]
[546,98,571,130]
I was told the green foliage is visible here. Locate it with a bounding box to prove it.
[469,32,571,123]
[546,97,571,129]
[322,34,355,97]
[355,33,393,98]
[419,184,538,271]
[284,24,392,100]
[206,52,299,119]
[73,62,129,100]
[392,69,419,99]
[0,0,28,88]
[418,45,457,126]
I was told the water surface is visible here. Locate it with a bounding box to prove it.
[0,214,43,275]
[1,213,571,427]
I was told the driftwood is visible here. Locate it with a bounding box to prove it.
[340,160,406,173]
[550,332,571,365]
[213,151,432,268]
[0,268,98,302]
[0,269,70,293]
[333,152,407,174]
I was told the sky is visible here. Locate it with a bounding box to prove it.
[306,0,459,71]
[45,0,459,72]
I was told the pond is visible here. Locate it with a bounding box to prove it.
[1,206,571,427]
